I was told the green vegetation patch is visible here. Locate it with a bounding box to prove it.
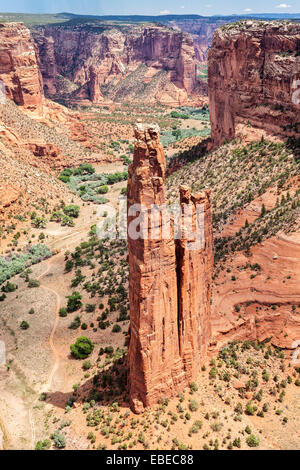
[0,244,52,285]
[59,164,128,204]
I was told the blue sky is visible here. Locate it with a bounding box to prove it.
[0,1,299,16]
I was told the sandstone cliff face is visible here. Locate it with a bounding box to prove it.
[208,21,300,146]
[176,186,213,381]
[33,23,197,105]
[167,19,224,62]
[127,123,213,412]
[0,23,44,114]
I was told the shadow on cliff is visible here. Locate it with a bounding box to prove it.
[45,353,130,410]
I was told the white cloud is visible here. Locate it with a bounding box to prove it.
[205,4,212,8]
[180,5,185,8]
[244,8,252,12]
[275,3,291,8]
[160,10,171,14]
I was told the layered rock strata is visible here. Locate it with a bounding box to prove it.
[33,23,197,105]
[208,21,300,146]
[0,22,44,114]
[127,123,213,412]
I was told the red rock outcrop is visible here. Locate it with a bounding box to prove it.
[208,21,300,146]
[25,141,60,159]
[0,184,20,221]
[88,66,103,103]
[33,23,198,105]
[0,23,44,114]
[127,123,213,412]
[176,186,213,380]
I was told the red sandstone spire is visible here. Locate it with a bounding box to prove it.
[127,123,213,413]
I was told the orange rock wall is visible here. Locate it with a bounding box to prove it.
[208,21,300,146]
[127,123,213,412]
[33,24,197,104]
[0,22,44,113]
[176,186,213,381]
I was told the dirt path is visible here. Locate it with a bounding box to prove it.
[28,256,62,449]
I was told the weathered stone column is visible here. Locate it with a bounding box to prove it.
[176,185,213,381]
[127,123,185,413]
[127,123,213,413]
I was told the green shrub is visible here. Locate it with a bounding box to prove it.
[51,431,66,449]
[67,291,82,312]
[69,316,81,330]
[61,215,75,227]
[1,281,17,293]
[31,216,47,229]
[20,321,30,330]
[28,279,40,288]
[245,403,255,415]
[35,439,51,450]
[189,399,199,412]
[73,163,95,175]
[59,308,67,317]
[82,360,92,370]
[63,205,80,218]
[189,382,198,392]
[112,324,121,333]
[246,434,260,447]
[70,336,94,359]
[97,185,109,194]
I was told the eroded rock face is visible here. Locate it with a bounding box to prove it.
[33,24,197,105]
[176,186,213,381]
[127,123,213,412]
[167,19,224,62]
[208,21,300,146]
[0,23,44,114]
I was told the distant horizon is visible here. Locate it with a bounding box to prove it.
[0,0,300,17]
[1,10,300,18]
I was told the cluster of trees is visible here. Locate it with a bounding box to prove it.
[50,204,80,227]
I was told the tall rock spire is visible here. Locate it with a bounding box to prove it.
[127,123,213,413]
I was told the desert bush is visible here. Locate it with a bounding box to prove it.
[246,434,260,447]
[20,321,29,330]
[70,336,94,359]
[63,205,80,218]
[67,291,82,312]
[51,431,66,449]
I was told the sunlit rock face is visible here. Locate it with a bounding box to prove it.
[208,21,300,146]
[33,23,198,105]
[0,22,44,114]
[127,123,213,413]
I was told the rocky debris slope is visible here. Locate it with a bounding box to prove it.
[127,123,213,412]
[0,22,44,114]
[33,22,199,105]
[208,21,300,146]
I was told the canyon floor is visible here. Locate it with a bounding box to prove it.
[0,103,299,450]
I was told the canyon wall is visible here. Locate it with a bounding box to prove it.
[33,23,198,105]
[0,23,44,114]
[127,123,213,412]
[167,19,225,62]
[208,21,300,146]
